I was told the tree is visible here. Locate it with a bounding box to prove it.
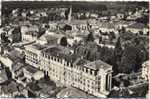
[114,37,123,66]
[11,27,22,43]
[86,32,94,42]
[60,37,68,46]
[99,36,102,43]
[38,27,46,38]
[1,32,10,45]
[114,31,149,74]
[120,26,126,34]
[109,31,116,41]
[139,31,143,35]
[119,45,138,73]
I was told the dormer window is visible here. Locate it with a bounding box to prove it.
[86,68,88,73]
[54,57,56,61]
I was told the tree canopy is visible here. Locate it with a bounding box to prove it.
[60,36,68,46]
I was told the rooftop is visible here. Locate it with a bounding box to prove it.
[43,45,70,56]
[42,45,80,63]
[57,87,94,98]
[32,43,47,50]
[1,81,18,94]
[23,64,39,74]
[127,22,149,29]
[99,21,116,29]
[7,50,22,62]
[68,20,88,25]
[39,34,59,44]
[74,58,90,66]
[12,62,24,72]
[84,60,112,70]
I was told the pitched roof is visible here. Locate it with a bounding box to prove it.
[99,21,116,29]
[23,64,39,74]
[12,62,24,72]
[71,20,88,25]
[127,23,149,29]
[31,43,47,50]
[39,34,59,44]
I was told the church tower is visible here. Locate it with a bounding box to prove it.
[68,5,72,23]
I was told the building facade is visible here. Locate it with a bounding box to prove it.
[24,44,47,68]
[24,42,113,97]
[38,45,112,97]
[21,25,39,42]
[141,60,149,80]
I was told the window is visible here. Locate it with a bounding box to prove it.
[82,68,84,72]
[97,76,101,92]
[86,68,88,73]
[98,88,100,92]
[70,63,73,67]
[67,62,69,66]
[48,55,50,59]
[90,70,93,75]
[94,71,97,76]
[106,74,110,91]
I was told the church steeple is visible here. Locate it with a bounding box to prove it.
[68,5,72,23]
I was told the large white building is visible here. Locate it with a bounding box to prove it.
[25,44,112,97]
[24,43,113,97]
[39,46,112,97]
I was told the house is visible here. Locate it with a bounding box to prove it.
[11,62,26,86]
[21,25,39,42]
[0,49,24,70]
[99,21,116,33]
[68,20,89,32]
[116,13,125,19]
[27,77,58,98]
[23,64,44,83]
[48,21,58,31]
[0,55,13,70]
[0,69,8,84]
[36,32,64,45]
[141,60,149,80]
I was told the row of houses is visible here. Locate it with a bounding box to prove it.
[47,20,149,34]
[18,19,149,43]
